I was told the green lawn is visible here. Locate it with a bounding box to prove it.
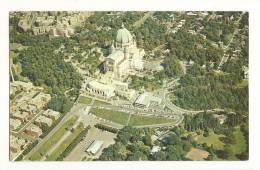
[90,108,129,125]
[28,116,78,160]
[46,123,84,161]
[228,127,247,159]
[78,96,93,104]
[128,115,175,126]
[196,130,225,150]
[94,99,110,105]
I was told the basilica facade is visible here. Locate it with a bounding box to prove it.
[86,24,145,99]
[103,24,145,80]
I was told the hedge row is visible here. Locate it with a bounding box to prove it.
[94,124,118,133]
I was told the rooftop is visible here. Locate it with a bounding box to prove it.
[86,140,104,155]
[25,124,42,133]
[12,111,29,119]
[116,24,133,45]
[89,80,115,92]
[134,92,163,107]
[42,109,60,117]
[35,115,53,126]
[107,50,124,61]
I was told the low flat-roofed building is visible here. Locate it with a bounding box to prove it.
[25,124,42,138]
[134,92,164,109]
[10,118,22,130]
[87,80,115,98]
[86,140,104,155]
[35,115,53,127]
[42,109,60,121]
[29,92,51,110]
[10,135,26,153]
[11,111,30,123]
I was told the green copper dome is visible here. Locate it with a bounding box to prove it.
[116,24,133,45]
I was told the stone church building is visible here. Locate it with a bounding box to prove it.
[103,24,145,80]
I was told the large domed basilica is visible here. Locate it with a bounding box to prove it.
[103,24,145,80]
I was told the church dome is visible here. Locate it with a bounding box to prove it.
[116,24,133,45]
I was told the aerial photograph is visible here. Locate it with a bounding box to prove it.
[9,11,248,161]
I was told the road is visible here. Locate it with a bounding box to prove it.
[133,11,155,29]
[40,97,98,160]
[217,12,245,70]
[24,103,86,159]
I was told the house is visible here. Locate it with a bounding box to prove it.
[11,111,30,123]
[11,81,33,92]
[10,135,26,153]
[10,118,22,130]
[24,124,42,138]
[35,115,53,127]
[150,146,161,155]
[29,92,51,110]
[42,109,60,121]
[19,103,37,114]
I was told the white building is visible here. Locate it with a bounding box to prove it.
[87,80,116,99]
[104,24,145,80]
[86,140,104,155]
[86,76,136,100]
[134,92,165,110]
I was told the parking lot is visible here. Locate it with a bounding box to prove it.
[63,126,117,161]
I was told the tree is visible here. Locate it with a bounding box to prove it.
[183,141,192,152]
[152,151,167,161]
[142,135,152,147]
[99,143,128,161]
[47,95,73,113]
[127,151,148,161]
[163,56,183,78]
